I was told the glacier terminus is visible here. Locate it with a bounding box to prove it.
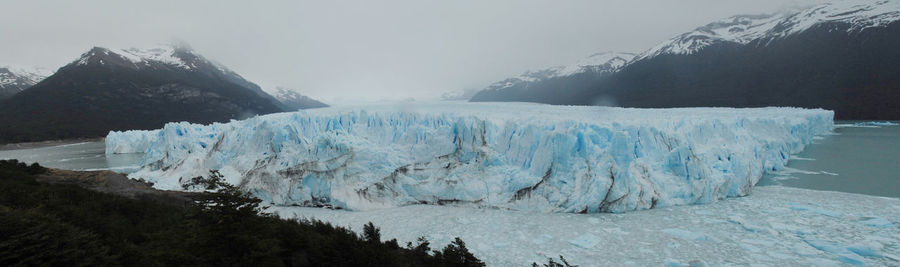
[107,102,833,213]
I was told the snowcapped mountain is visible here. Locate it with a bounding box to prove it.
[483,52,635,91]
[0,43,286,143]
[472,0,900,119]
[637,0,900,60]
[0,65,53,99]
[555,52,634,76]
[439,88,481,101]
[273,87,328,110]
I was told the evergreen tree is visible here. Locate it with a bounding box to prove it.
[438,237,485,267]
[533,255,578,267]
[363,222,381,243]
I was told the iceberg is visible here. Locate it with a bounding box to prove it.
[106,102,833,213]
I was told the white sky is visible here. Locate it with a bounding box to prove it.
[1,0,828,104]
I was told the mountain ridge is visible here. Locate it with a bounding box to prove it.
[470,0,900,119]
[0,43,287,143]
[0,65,52,100]
[272,87,329,110]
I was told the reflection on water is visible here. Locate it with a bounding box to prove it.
[760,122,900,198]
[0,141,143,173]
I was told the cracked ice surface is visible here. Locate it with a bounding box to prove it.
[107,102,832,213]
[268,186,900,266]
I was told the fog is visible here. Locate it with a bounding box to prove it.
[1,0,827,103]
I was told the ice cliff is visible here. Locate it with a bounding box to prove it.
[106,102,833,213]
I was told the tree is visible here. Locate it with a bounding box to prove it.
[363,222,381,243]
[183,170,263,219]
[438,237,485,267]
[407,236,431,255]
[533,255,578,267]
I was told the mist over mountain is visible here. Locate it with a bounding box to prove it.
[273,87,328,110]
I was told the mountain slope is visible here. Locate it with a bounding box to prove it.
[637,0,900,61]
[0,65,52,100]
[273,87,328,110]
[440,88,481,101]
[600,20,900,117]
[0,44,286,143]
[471,0,900,119]
[469,52,635,103]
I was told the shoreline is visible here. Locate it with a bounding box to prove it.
[0,137,104,151]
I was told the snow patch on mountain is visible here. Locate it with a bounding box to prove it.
[637,14,785,60]
[0,65,52,87]
[112,46,190,68]
[637,0,900,60]
[555,52,635,77]
[273,87,329,110]
[108,102,832,213]
[486,52,635,90]
[440,88,482,101]
[74,43,216,71]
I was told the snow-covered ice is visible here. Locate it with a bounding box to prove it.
[105,129,158,154]
[108,102,832,213]
[267,186,900,266]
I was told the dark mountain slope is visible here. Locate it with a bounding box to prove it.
[471,0,900,119]
[0,45,285,143]
[597,21,900,119]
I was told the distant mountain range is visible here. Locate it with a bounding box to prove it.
[0,44,326,143]
[440,88,482,101]
[273,87,328,110]
[0,65,51,100]
[471,0,900,119]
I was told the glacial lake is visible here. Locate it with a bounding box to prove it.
[758,121,900,198]
[0,141,142,173]
[1,122,897,198]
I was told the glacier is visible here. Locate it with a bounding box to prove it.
[106,102,833,213]
[269,186,900,266]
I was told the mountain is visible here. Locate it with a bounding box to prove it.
[0,44,286,143]
[272,87,328,110]
[470,52,636,104]
[440,88,481,101]
[0,65,52,100]
[471,0,900,119]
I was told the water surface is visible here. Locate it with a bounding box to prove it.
[759,122,900,198]
[0,141,141,173]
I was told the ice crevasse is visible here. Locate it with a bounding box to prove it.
[106,102,833,213]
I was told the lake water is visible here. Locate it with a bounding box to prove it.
[758,122,900,198]
[1,122,898,198]
[0,141,142,173]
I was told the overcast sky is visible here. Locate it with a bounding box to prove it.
[2,0,828,104]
